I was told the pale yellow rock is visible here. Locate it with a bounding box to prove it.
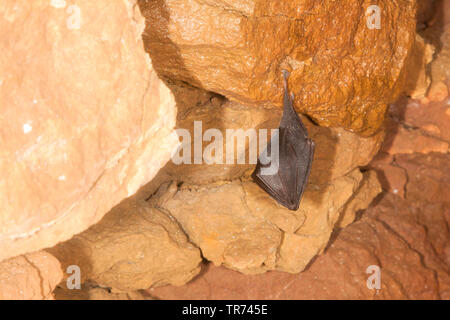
[0,0,178,262]
[48,197,202,292]
[162,181,282,274]
[147,85,384,274]
[159,167,380,274]
[404,34,435,99]
[165,99,384,185]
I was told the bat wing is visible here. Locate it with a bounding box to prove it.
[252,126,314,211]
[252,69,314,211]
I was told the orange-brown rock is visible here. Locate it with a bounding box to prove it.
[0,251,63,300]
[417,0,438,25]
[139,0,417,135]
[48,197,202,292]
[0,1,179,263]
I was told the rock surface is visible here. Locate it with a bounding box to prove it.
[136,89,383,275]
[404,34,434,99]
[45,76,384,293]
[48,196,202,292]
[154,126,382,275]
[144,44,450,297]
[0,251,63,300]
[164,97,384,185]
[147,152,450,299]
[138,0,417,135]
[0,0,178,262]
[382,90,450,155]
[54,281,152,300]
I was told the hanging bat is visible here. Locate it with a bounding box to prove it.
[252,70,315,211]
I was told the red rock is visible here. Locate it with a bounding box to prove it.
[427,81,449,102]
[388,92,450,146]
[382,119,448,155]
[370,160,407,198]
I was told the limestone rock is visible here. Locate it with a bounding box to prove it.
[157,166,380,274]
[47,197,202,292]
[165,100,278,185]
[148,89,384,274]
[164,98,384,185]
[404,34,434,99]
[0,0,179,262]
[0,251,63,300]
[139,0,417,135]
[148,153,449,299]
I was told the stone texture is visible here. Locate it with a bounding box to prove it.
[0,0,179,262]
[336,170,382,228]
[430,20,450,84]
[369,152,408,198]
[390,93,450,143]
[153,167,380,274]
[53,281,152,300]
[138,0,417,135]
[417,0,438,25]
[47,196,202,292]
[147,153,450,300]
[0,251,63,300]
[404,34,434,99]
[382,119,449,155]
[135,89,384,275]
[382,94,450,155]
[164,97,384,185]
[421,1,450,103]
[425,81,449,102]
[143,5,450,295]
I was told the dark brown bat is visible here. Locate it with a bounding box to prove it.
[252,70,315,211]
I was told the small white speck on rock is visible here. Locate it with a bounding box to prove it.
[23,123,32,134]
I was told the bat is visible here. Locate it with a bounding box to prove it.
[252,70,315,211]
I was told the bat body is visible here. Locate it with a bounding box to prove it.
[252,70,315,211]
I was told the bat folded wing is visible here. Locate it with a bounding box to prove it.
[252,126,315,211]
